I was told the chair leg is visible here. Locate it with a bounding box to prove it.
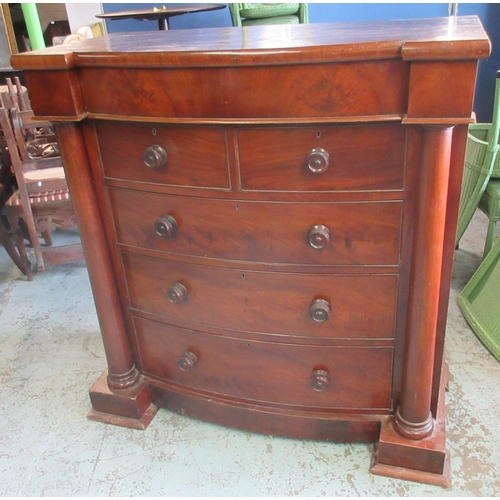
[18,217,45,272]
[11,221,34,280]
[41,229,53,247]
[0,217,33,280]
[483,219,498,259]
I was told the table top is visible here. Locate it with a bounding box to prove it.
[96,4,226,22]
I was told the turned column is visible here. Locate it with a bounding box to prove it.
[55,123,139,390]
[395,125,454,439]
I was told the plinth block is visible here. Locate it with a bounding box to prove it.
[88,370,158,430]
[370,364,450,487]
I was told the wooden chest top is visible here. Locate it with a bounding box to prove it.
[11,16,490,122]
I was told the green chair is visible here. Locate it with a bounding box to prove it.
[478,179,500,258]
[456,71,500,249]
[229,3,308,27]
[459,236,500,362]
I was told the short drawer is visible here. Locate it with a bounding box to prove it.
[95,121,230,188]
[237,124,406,191]
[109,189,402,266]
[123,253,398,339]
[135,317,393,410]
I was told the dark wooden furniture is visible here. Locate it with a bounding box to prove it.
[96,4,226,30]
[11,16,490,485]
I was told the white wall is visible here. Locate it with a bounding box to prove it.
[65,3,104,33]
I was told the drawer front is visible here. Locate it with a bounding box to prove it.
[95,121,230,188]
[80,60,409,119]
[135,317,393,410]
[109,189,402,266]
[123,253,398,339]
[238,124,406,191]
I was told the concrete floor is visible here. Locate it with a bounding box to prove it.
[1,212,499,496]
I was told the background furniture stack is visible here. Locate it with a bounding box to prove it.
[0,79,28,277]
[0,77,82,280]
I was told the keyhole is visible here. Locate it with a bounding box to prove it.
[316,131,321,139]
[152,128,157,136]
[235,204,239,211]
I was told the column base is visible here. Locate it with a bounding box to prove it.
[88,370,158,430]
[370,364,450,487]
[370,416,450,487]
[394,408,434,440]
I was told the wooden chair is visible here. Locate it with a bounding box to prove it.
[0,78,34,278]
[0,147,32,278]
[0,76,31,112]
[229,3,308,27]
[0,102,83,279]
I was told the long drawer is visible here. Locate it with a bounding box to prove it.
[135,317,394,410]
[109,188,402,266]
[237,124,406,191]
[95,121,230,189]
[80,60,409,119]
[123,253,398,339]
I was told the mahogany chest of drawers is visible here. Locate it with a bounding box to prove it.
[12,16,490,485]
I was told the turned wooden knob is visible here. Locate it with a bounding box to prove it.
[143,145,167,170]
[306,147,330,174]
[154,214,178,238]
[178,351,198,372]
[310,370,330,392]
[167,282,187,304]
[310,299,331,322]
[308,224,330,249]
